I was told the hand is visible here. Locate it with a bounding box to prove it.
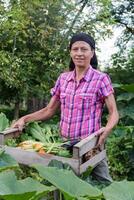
[97,134,107,148]
[96,129,110,149]
[11,117,25,132]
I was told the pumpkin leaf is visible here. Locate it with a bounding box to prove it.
[0,150,18,172]
[103,180,134,200]
[34,165,102,199]
[0,170,55,200]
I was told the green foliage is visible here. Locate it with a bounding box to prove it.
[107,48,134,85]
[0,149,19,172]
[0,170,55,200]
[0,149,134,200]
[25,121,63,143]
[101,83,134,181]
[112,83,134,126]
[107,126,134,181]
[102,180,134,200]
[0,0,69,115]
[33,165,102,199]
[106,0,134,87]
[0,112,9,131]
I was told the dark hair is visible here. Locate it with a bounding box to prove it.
[69,33,98,71]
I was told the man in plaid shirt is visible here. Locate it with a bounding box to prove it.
[13,33,119,183]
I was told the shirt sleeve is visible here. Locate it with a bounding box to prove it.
[98,74,114,99]
[50,75,61,100]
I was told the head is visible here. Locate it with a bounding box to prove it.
[69,33,98,71]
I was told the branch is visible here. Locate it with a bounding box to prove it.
[115,19,134,34]
[59,0,88,50]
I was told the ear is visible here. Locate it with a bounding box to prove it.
[91,49,95,58]
[70,51,73,58]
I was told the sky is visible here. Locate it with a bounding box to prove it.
[97,28,123,70]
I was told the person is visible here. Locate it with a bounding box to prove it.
[12,32,119,183]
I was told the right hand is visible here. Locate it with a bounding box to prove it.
[11,117,25,132]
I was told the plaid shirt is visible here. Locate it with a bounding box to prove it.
[51,66,114,140]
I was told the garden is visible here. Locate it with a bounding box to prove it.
[0,0,134,199]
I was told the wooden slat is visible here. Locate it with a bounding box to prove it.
[73,128,105,158]
[79,150,106,174]
[0,128,20,135]
[73,135,98,158]
[0,128,20,145]
[0,135,4,145]
[3,146,80,175]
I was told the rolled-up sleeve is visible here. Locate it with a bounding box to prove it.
[98,74,114,98]
[50,75,61,100]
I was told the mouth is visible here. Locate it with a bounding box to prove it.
[74,59,84,62]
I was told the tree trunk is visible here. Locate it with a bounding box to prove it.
[27,97,46,113]
[14,100,20,119]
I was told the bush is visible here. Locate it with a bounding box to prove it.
[107,126,134,181]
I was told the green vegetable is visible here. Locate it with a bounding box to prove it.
[5,138,17,147]
[57,149,71,157]
[26,122,47,143]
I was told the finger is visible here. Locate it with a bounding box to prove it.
[18,125,24,132]
[95,127,105,136]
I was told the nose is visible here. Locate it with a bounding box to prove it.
[77,48,83,55]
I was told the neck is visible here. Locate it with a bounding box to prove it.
[75,66,90,81]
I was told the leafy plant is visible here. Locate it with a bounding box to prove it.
[107,126,134,180]
[33,165,102,199]
[0,150,134,200]
[0,149,19,172]
[0,112,9,131]
[0,170,55,200]
[103,180,134,200]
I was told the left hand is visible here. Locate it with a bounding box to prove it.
[96,129,110,149]
[97,133,107,147]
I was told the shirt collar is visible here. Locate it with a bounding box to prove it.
[66,70,75,81]
[66,66,94,82]
[84,66,94,82]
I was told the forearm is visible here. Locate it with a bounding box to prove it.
[22,107,55,123]
[96,94,119,146]
[97,111,119,147]
[104,110,119,137]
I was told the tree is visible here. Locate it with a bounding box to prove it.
[105,0,134,84]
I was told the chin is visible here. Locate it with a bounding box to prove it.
[75,64,86,68]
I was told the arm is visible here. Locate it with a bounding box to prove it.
[12,96,60,131]
[97,93,119,146]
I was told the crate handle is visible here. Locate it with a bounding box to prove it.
[0,127,20,135]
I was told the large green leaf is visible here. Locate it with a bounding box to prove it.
[122,84,134,93]
[0,171,55,200]
[0,112,9,132]
[34,165,102,199]
[117,93,134,102]
[113,83,134,93]
[0,150,19,172]
[103,180,134,200]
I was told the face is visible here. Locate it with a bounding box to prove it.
[70,41,94,69]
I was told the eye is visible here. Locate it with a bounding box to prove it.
[72,47,78,51]
[81,48,88,51]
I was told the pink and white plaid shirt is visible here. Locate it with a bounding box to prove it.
[51,66,114,140]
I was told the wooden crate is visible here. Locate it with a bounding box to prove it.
[0,128,106,175]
